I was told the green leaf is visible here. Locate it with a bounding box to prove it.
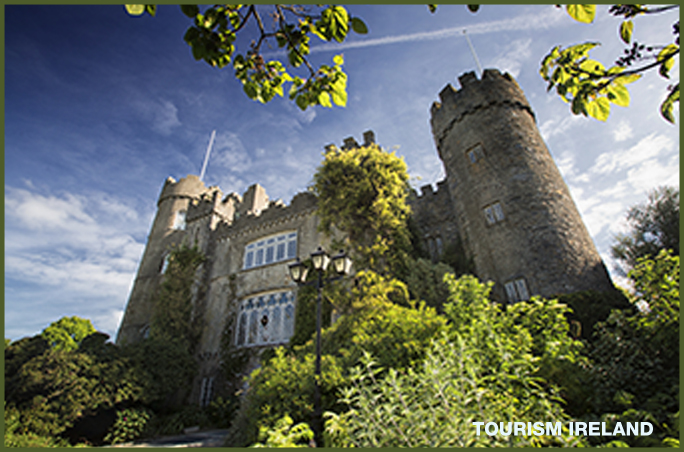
[579,59,605,75]
[614,73,641,85]
[619,20,633,44]
[333,54,344,66]
[243,82,258,100]
[428,5,437,13]
[145,5,156,17]
[125,5,145,16]
[657,44,678,79]
[571,94,587,116]
[331,85,347,107]
[586,97,610,121]
[607,83,630,107]
[330,6,349,42]
[351,17,368,34]
[660,84,679,124]
[566,5,596,24]
[180,4,199,18]
[295,95,309,111]
[318,91,332,108]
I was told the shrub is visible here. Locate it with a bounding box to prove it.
[103,407,152,445]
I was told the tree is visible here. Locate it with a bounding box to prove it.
[228,270,446,446]
[324,274,585,447]
[540,4,679,123]
[611,186,679,274]
[312,143,412,276]
[125,4,367,111]
[582,250,679,447]
[41,315,96,351]
[5,330,145,443]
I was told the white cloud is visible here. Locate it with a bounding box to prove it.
[4,186,148,339]
[539,114,583,142]
[133,98,182,136]
[590,133,674,175]
[487,38,532,79]
[212,132,253,173]
[612,120,633,142]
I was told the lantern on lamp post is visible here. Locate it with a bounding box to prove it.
[288,247,352,447]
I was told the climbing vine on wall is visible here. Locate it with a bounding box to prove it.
[150,244,206,354]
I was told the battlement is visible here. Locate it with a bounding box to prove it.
[430,69,535,145]
[186,188,238,224]
[215,190,317,240]
[325,130,376,153]
[410,179,453,217]
[158,174,214,205]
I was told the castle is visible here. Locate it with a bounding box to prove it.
[116,69,614,407]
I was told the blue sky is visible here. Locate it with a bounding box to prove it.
[5,5,679,341]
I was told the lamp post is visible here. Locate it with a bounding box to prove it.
[288,247,352,447]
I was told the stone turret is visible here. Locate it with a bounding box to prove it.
[430,69,613,301]
[117,175,213,344]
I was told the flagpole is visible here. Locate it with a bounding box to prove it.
[199,130,216,182]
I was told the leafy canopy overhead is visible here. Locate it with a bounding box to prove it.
[125,4,369,111]
[540,4,679,123]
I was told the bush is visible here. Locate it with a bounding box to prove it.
[581,250,679,446]
[103,407,152,445]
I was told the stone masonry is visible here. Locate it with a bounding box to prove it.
[116,69,614,406]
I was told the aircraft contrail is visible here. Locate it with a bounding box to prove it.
[301,8,566,55]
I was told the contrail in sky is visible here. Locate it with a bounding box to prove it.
[302,8,567,55]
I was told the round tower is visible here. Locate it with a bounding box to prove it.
[116,175,210,344]
[430,69,613,301]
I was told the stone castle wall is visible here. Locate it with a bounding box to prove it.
[117,69,614,406]
[430,69,613,300]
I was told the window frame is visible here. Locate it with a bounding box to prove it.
[243,231,298,270]
[235,290,296,348]
[504,277,530,302]
[484,202,505,226]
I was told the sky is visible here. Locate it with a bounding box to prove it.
[5,5,679,341]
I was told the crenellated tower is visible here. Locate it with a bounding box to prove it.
[430,69,613,301]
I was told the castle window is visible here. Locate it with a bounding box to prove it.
[504,278,529,302]
[484,202,505,225]
[235,290,296,348]
[199,376,214,407]
[160,254,170,274]
[237,312,246,346]
[243,231,298,270]
[139,324,151,339]
[467,144,485,164]
[173,210,187,230]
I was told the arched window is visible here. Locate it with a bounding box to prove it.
[236,312,246,346]
[236,290,296,348]
[248,310,258,344]
[160,254,170,274]
[272,306,282,342]
[243,232,297,270]
[173,210,187,230]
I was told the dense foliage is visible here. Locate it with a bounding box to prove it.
[540,4,679,122]
[312,143,412,276]
[325,274,583,447]
[581,250,679,447]
[226,270,446,445]
[612,186,679,273]
[4,246,211,447]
